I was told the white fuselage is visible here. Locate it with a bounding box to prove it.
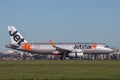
[16,43,113,54]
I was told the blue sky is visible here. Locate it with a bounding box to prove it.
[0,0,120,50]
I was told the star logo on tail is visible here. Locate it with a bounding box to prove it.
[92,44,97,49]
[22,43,32,51]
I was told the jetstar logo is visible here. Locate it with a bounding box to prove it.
[9,31,24,45]
[22,43,32,51]
[73,44,97,49]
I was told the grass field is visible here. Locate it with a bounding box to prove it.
[0,60,120,80]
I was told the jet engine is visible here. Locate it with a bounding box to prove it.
[67,52,83,58]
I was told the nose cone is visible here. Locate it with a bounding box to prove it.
[107,48,114,53]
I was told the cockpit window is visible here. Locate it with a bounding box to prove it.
[105,45,109,48]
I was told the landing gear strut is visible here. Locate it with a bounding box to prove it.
[60,53,66,60]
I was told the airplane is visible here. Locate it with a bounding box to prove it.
[6,26,113,60]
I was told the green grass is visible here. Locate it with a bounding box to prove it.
[0,60,120,80]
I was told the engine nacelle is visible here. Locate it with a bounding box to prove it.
[67,52,83,58]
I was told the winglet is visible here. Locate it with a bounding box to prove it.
[50,40,56,47]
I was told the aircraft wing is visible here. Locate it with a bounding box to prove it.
[55,46,72,54]
[50,40,71,53]
[50,40,72,59]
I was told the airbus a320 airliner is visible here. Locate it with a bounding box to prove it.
[6,26,113,60]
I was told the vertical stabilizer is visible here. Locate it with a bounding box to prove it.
[8,26,27,45]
